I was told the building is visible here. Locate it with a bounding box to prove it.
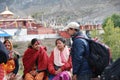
[58,24,103,38]
[0,7,56,41]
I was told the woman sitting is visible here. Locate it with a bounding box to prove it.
[3,39,20,80]
[48,38,72,80]
[22,38,48,80]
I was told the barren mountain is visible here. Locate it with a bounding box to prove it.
[0,0,120,23]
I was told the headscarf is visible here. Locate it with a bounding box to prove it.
[54,46,70,66]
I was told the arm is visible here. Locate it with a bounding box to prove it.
[37,47,48,71]
[61,56,72,71]
[9,57,19,79]
[48,51,56,75]
[12,58,19,75]
[72,39,85,75]
[0,41,9,64]
[12,51,20,75]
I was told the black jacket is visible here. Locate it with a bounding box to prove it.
[0,41,9,64]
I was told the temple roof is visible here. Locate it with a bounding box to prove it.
[0,6,14,15]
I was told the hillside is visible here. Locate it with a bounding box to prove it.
[0,0,120,23]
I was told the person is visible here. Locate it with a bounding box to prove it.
[64,22,92,80]
[3,39,20,80]
[86,30,91,39]
[0,41,9,80]
[22,38,48,80]
[48,38,72,80]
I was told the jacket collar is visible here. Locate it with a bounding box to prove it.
[72,31,84,40]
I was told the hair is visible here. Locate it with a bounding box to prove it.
[55,38,66,46]
[3,39,13,50]
[28,38,38,48]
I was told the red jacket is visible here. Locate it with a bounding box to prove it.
[48,51,72,75]
[23,47,48,75]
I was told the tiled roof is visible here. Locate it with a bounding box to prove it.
[38,27,55,34]
[58,31,70,38]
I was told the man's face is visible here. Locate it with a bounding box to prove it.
[66,28,75,36]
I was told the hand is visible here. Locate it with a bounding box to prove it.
[9,73,16,80]
[72,75,77,80]
[29,70,37,76]
[55,68,62,75]
[11,73,15,78]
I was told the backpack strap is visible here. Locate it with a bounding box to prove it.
[75,36,90,57]
[75,36,88,46]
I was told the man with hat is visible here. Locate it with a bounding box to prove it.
[64,22,92,80]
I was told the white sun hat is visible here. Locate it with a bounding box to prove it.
[64,22,80,30]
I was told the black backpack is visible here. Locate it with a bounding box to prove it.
[100,58,120,80]
[77,37,110,77]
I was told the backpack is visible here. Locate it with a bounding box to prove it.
[100,58,120,80]
[77,37,110,77]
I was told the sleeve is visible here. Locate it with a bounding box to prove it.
[12,58,19,74]
[61,56,72,71]
[72,39,85,75]
[38,47,48,71]
[0,41,9,64]
[48,51,56,75]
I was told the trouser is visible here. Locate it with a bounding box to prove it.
[77,74,91,80]
[24,72,48,80]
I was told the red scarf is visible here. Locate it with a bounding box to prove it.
[23,47,48,75]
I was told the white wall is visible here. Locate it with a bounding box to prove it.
[12,34,60,41]
[3,29,27,36]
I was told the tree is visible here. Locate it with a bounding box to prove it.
[111,14,120,27]
[90,29,99,38]
[91,17,120,60]
[103,18,114,35]
[102,17,111,28]
[102,18,120,60]
[103,14,120,28]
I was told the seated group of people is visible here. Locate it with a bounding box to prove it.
[22,38,72,80]
[0,38,72,80]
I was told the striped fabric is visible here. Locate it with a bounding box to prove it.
[0,64,5,80]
